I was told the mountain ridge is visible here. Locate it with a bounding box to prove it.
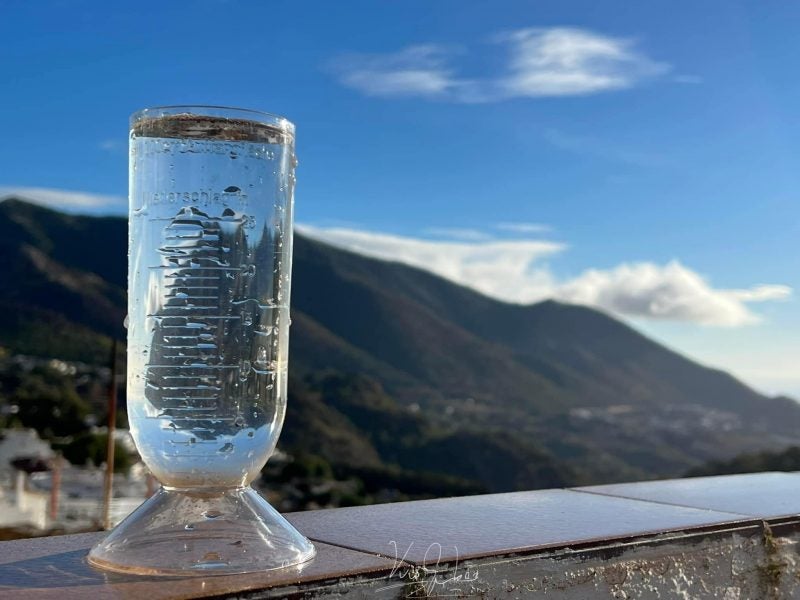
[1,197,798,490]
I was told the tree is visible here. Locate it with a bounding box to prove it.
[62,432,133,473]
[11,370,90,438]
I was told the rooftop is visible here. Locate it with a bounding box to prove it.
[2,472,800,598]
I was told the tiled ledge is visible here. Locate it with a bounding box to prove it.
[2,472,800,599]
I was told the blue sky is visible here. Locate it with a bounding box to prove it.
[2,1,799,396]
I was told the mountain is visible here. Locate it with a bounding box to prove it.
[686,445,800,478]
[1,197,799,489]
[0,199,126,363]
[290,227,800,432]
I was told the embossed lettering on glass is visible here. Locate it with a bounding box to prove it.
[88,106,315,575]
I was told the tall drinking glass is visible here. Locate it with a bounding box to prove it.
[89,106,315,575]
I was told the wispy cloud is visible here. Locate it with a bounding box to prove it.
[99,139,124,152]
[498,28,669,98]
[331,45,462,98]
[330,27,671,102]
[728,285,792,303]
[0,186,126,214]
[494,222,552,234]
[673,74,703,84]
[300,225,791,327]
[297,224,563,303]
[542,128,668,167]
[423,227,492,241]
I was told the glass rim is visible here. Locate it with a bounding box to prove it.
[130,105,295,136]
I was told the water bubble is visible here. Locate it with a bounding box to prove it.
[234,415,246,428]
[184,524,195,531]
[239,359,251,380]
[242,264,256,277]
[255,346,267,365]
[242,312,253,326]
[218,443,234,453]
[224,185,240,193]
[247,431,255,438]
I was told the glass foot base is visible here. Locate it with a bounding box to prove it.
[88,486,315,575]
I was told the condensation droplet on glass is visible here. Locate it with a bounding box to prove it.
[239,359,251,380]
[242,312,253,326]
[234,416,246,428]
[256,346,267,365]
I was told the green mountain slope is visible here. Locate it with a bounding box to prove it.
[1,197,798,488]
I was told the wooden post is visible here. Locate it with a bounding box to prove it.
[102,339,119,530]
[146,471,157,498]
[49,453,62,523]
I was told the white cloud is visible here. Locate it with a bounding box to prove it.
[498,28,669,98]
[423,227,492,241]
[728,285,792,302]
[494,222,552,234]
[0,186,126,214]
[299,226,791,327]
[558,262,789,327]
[297,224,563,302]
[330,27,670,102]
[330,45,462,98]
